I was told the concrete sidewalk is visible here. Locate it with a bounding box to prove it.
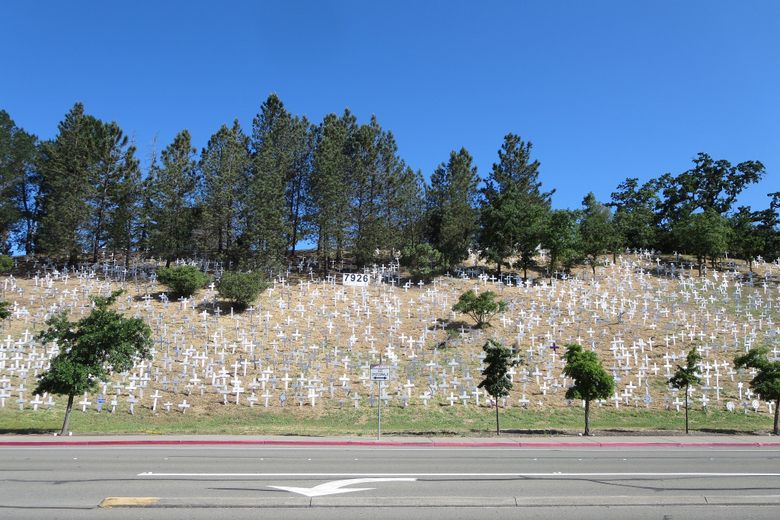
[1,433,779,447]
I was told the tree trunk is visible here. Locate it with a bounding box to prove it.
[684,387,689,434]
[60,394,75,436]
[591,262,596,279]
[495,399,500,435]
[584,399,591,436]
[774,398,779,436]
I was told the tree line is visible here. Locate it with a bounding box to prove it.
[1,95,777,275]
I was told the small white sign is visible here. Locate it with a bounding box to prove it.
[370,365,390,381]
[342,273,371,286]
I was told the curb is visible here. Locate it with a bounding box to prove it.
[2,439,780,448]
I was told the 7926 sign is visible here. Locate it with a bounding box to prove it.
[342,273,371,286]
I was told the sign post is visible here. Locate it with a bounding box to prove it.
[370,361,390,439]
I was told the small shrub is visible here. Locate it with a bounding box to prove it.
[452,290,507,328]
[217,271,268,308]
[0,301,10,320]
[401,243,444,282]
[0,255,13,274]
[156,266,209,298]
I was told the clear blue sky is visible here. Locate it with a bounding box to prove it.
[1,0,777,211]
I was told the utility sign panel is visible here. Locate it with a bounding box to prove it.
[342,273,371,286]
[370,365,390,381]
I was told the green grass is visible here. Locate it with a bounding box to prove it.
[0,404,774,436]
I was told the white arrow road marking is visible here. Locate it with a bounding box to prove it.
[268,478,417,497]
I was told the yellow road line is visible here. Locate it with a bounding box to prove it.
[99,497,160,508]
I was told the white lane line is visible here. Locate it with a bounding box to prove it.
[9,446,780,452]
[137,472,780,477]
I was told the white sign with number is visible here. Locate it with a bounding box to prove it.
[342,273,371,286]
[370,365,390,381]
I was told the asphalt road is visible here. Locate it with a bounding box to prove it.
[2,443,780,519]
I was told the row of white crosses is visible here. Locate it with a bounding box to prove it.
[1,254,778,418]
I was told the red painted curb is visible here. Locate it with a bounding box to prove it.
[1,439,779,448]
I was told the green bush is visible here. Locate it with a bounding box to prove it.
[0,255,13,274]
[0,301,10,320]
[156,266,209,298]
[217,271,268,308]
[452,289,507,328]
[401,243,444,282]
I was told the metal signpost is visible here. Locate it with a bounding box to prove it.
[370,362,390,439]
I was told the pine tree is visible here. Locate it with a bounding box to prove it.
[147,130,199,266]
[35,103,97,261]
[247,94,294,268]
[198,120,250,262]
[478,339,519,435]
[427,148,479,268]
[579,193,617,277]
[310,112,353,268]
[85,121,140,263]
[669,348,702,434]
[0,110,38,254]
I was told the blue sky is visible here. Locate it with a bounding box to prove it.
[1,0,777,211]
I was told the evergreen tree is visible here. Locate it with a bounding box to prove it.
[579,193,617,277]
[286,116,314,257]
[0,110,38,254]
[85,121,140,263]
[427,148,479,268]
[478,339,519,435]
[541,209,581,278]
[198,120,250,261]
[310,111,353,268]
[563,344,615,436]
[480,134,551,277]
[669,348,702,434]
[35,103,97,261]
[247,94,294,268]
[147,130,199,265]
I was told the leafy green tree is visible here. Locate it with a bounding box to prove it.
[452,290,507,328]
[668,348,702,434]
[147,130,199,266]
[609,177,658,252]
[656,153,765,229]
[479,134,552,277]
[217,271,268,308]
[401,243,444,282]
[735,347,780,435]
[198,121,251,260]
[730,206,766,272]
[427,148,479,268]
[478,339,520,435]
[672,209,731,275]
[156,265,209,298]
[34,290,152,435]
[0,110,38,254]
[541,209,581,278]
[563,344,615,436]
[579,193,618,277]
